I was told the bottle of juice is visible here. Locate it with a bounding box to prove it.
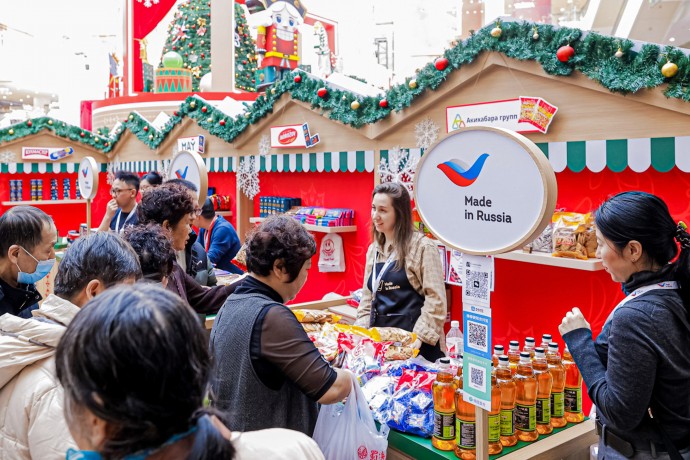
[540,333,552,351]
[492,344,504,367]
[514,352,538,442]
[547,342,566,428]
[533,347,553,435]
[563,346,584,423]
[433,358,457,451]
[507,340,520,375]
[488,366,503,455]
[496,355,517,447]
[523,336,536,359]
[454,366,476,459]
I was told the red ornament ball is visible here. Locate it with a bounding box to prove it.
[188,42,194,48]
[556,45,575,63]
[242,60,247,65]
[317,87,328,98]
[379,99,389,108]
[220,119,226,126]
[201,106,208,113]
[143,126,149,132]
[80,132,85,138]
[294,75,302,83]
[173,111,179,117]
[434,57,449,71]
[27,120,32,127]
[201,53,205,59]
[172,46,177,51]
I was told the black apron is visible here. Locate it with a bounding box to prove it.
[368,260,444,362]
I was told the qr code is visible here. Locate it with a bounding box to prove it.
[464,268,489,302]
[467,320,488,353]
[469,364,486,391]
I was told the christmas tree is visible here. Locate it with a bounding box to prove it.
[160,1,257,92]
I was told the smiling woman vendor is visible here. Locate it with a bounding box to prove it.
[355,182,447,362]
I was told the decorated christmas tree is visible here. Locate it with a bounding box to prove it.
[160,1,257,92]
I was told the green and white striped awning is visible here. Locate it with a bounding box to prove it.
[536,137,690,173]
[115,160,170,174]
[1,162,108,174]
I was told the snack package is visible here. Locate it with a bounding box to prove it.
[519,96,540,123]
[332,323,381,342]
[585,220,598,258]
[384,346,419,361]
[362,375,399,424]
[552,212,590,260]
[527,222,554,253]
[292,309,342,324]
[231,245,247,272]
[301,323,323,333]
[530,98,559,133]
[338,334,387,385]
[387,369,436,437]
[370,327,417,346]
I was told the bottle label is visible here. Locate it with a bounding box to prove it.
[456,418,476,449]
[551,391,565,417]
[536,397,551,424]
[564,387,582,413]
[515,403,536,432]
[500,408,515,436]
[488,414,500,442]
[433,410,455,441]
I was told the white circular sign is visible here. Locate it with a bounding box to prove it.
[414,127,557,255]
[78,157,99,200]
[167,150,208,205]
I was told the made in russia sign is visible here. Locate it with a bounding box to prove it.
[446,97,558,134]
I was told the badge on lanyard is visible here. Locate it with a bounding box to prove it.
[371,249,397,301]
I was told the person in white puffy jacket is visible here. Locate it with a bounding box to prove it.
[0,232,142,459]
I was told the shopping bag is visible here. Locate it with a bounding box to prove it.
[313,371,390,460]
[318,234,346,272]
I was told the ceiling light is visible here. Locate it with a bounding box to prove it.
[19,98,23,102]
[669,37,676,42]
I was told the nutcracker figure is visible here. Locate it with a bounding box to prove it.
[254,0,307,90]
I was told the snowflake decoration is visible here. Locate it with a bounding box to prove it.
[171,24,188,44]
[258,135,271,156]
[0,151,17,163]
[415,117,440,149]
[378,146,419,194]
[237,63,244,71]
[197,26,207,37]
[238,156,260,199]
[189,54,199,64]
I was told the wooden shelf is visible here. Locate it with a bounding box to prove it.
[216,210,233,217]
[494,250,603,271]
[250,216,357,233]
[2,199,87,206]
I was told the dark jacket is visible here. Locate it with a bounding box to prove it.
[0,277,41,318]
[198,216,243,274]
[183,232,216,286]
[166,262,238,315]
[564,265,690,444]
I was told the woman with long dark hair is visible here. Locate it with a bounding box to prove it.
[56,284,324,459]
[560,191,690,459]
[355,182,447,362]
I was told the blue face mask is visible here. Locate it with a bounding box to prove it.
[16,246,55,285]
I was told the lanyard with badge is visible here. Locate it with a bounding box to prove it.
[115,203,138,234]
[371,248,397,301]
[605,281,679,324]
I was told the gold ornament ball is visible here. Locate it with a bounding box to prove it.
[662,61,678,78]
[207,117,213,123]
[350,100,360,110]
[490,27,502,38]
[532,33,539,40]
[271,88,276,94]
[615,48,624,58]
[190,101,197,108]
[409,79,417,89]
[342,95,347,101]
[48,120,53,125]
[128,114,134,120]
[149,135,154,140]
[245,113,251,119]
[8,129,14,135]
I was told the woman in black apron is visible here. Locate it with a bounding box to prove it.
[355,182,447,362]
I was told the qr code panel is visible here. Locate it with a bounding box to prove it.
[467,320,488,353]
[468,364,486,391]
[464,269,489,301]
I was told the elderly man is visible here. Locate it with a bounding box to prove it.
[0,206,57,318]
[0,232,142,458]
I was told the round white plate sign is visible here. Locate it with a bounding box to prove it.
[167,150,209,205]
[78,157,99,200]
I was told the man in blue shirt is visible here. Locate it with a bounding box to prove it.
[197,198,243,274]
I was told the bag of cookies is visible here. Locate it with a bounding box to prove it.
[292,309,342,324]
[552,212,590,260]
[385,346,420,361]
[370,327,417,347]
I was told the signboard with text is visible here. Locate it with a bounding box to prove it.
[22,147,74,161]
[270,123,320,149]
[177,136,205,155]
[167,150,208,205]
[78,157,99,200]
[446,97,558,134]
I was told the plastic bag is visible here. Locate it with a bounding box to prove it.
[387,369,437,437]
[313,372,389,460]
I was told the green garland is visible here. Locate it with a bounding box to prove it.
[4,20,690,153]
[0,117,112,153]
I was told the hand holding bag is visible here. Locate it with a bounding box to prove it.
[313,371,390,460]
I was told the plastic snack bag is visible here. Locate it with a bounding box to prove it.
[387,369,436,437]
[292,309,342,324]
[370,327,417,346]
[313,371,389,460]
[552,212,590,260]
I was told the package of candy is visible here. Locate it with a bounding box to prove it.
[387,369,437,437]
[338,334,388,385]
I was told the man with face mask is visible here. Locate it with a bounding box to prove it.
[0,206,57,318]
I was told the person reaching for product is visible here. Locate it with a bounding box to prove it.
[559,191,690,459]
[355,182,447,362]
[210,215,352,436]
[55,284,325,460]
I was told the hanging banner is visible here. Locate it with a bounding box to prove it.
[446,97,558,134]
[271,123,320,148]
[22,147,74,161]
[177,135,205,155]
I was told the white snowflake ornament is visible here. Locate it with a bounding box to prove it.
[378,146,419,194]
[0,151,17,163]
[238,156,260,199]
[415,117,440,149]
[258,135,271,156]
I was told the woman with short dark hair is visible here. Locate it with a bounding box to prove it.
[140,171,163,192]
[210,215,351,436]
[122,224,176,286]
[56,284,324,459]
[560,191,690,459]
[137,183,241,314]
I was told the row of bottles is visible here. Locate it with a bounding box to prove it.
[433,341,583,458]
